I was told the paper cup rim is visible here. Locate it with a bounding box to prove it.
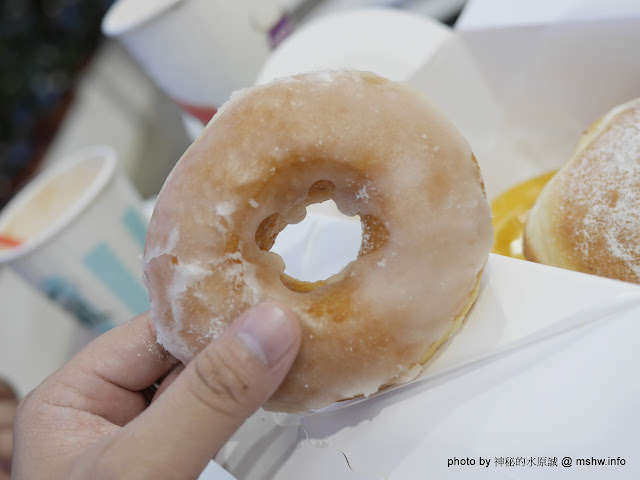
[255,6,451,85]
[102,0,184,38]
[0,145,118,264]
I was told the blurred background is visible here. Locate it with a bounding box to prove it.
[0,0,467,398]
[0,0,466,211]
[1,0,115,208]
[0,0,193,209]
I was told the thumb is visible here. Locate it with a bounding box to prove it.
[107,302,301,478]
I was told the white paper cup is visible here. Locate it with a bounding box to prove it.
[256,8,452,85]
[0,145,149,332]
[102,0,273,125]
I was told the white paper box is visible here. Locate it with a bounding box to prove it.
[412,14,640,199]
[204,8,640,480]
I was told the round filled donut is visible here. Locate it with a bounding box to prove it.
[523,97,640,283]
[143,70,494,412]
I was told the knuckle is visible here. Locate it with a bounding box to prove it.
[189,344,256,417]
[71,436,135,480]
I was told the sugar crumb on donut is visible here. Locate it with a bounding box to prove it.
[355,184,371,201]
[144,70,494,412]
[215,201,236,219]
[143,227,179,264]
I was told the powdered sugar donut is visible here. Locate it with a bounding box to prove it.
[524,97,640,283]
[143,70,493,412]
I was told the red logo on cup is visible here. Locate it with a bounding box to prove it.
[177,102,219,125]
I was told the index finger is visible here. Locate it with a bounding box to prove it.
[43,312,179,426]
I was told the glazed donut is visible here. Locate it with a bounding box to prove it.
[143,70,494,412]
[523,97,640,283]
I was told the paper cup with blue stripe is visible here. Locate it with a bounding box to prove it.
[0,145,150,331]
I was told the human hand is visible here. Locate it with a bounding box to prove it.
[12,302,301,479]
[0,379,18,480]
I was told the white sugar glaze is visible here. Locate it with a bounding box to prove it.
[143,70,494,412]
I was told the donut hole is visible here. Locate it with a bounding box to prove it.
[255,180,390,292]
[270,200,362,289]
